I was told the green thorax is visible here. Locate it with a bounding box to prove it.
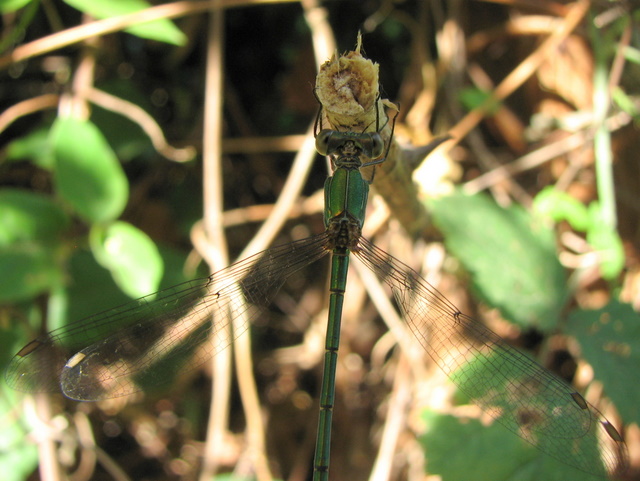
[318,131,384,251]
[323,166,369,231]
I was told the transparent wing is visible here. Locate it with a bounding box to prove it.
[355,237,628,478]
[6,233,331,401]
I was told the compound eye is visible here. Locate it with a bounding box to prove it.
[315,130,333,156]
[368,133,385,159]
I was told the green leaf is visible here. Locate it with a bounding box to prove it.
[51,117,129,224]
[446,347,614,478]
[430,190,567,331]
[566,301,640,424]
[0,0,34,14]
[63,0,186,45]
[450,349,537,406]
[0,320,40,479]
[0,384,39,481]
[418,409,598,481]
[0,188,69,246]
[533,187,589,232]
[91,81,153,161]
[612,86,640,119]
[66,243,193,324]
[458,87,501,114]
[586,225,624,280]
[47,244,190,355]
[622,45,640,65]
[90,221,163,298]
[5,127,54,170]
[0,243,63,302]
[66,249,130,323]
[585,204,625,280]
[532,193,624,280]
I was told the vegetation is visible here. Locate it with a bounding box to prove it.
[0,1,638,480]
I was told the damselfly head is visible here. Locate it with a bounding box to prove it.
[315,129,384,160]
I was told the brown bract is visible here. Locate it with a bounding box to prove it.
[315,48,381,131]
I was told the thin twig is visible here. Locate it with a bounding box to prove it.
[34,393,62,481]
[70,412,98,481]
[197,1,334,479]
[0,86,195,163]
[94,447,133,481]
[463,110,632,194]
[368,355,412,481]
[199,3,232,480]
[223,134,307,154]
[352,259,426,373]
[237,125,317,260]
[0,0,298,71]
[83,87,196,162]
[237,0,336,261]
[435,0,591,156]
[0,94,59,134]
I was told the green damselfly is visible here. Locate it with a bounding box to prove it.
[5,101,628,480]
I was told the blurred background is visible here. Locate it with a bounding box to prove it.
[1,1,639,480]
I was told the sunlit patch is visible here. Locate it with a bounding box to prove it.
[603,341,632,357]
